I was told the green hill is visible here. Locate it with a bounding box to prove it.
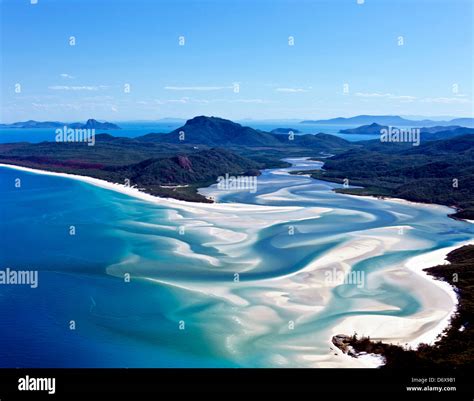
[301,134,474,219]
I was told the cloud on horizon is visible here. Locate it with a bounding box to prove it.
[275,88,308,93]
[60,73,74,79]
[164,85,233,91]
[48,85,108,91]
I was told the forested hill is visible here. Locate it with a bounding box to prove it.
[136,116,352,152]
[298,135,474,219]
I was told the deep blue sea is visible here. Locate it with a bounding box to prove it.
[1,160,473,367]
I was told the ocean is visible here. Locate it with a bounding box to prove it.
[0,159,472,367]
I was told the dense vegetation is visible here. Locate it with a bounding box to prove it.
[1,116,473,211]
[106,148,262,201]
[0,143,262,202]
[339,123,474,141]
[0,116,353,201]
[270,128,301,134]
[334,245,474,369]
[339,122,388,135]
[297,134,474,219]
[139,116,352,153]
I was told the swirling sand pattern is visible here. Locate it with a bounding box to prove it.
[0,159,473,367]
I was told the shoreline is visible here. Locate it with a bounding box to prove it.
[346,193,468,223]
[288,163,453,214]
[2,161,472,368]
[0,163,195,207]
[345,193,456,214]
[330,242,468,368]
[333,243,474,368]
[0,163,301,214]
[2,161,470,222]
[403,243,472,346]
[291,161,473,222]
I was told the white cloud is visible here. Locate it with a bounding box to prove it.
[162,98,189,104]
[136,97,211,106]
[356,92,473,104]
[32,102,81,110]
[158,97,209,104]
[276,88,308,93]
[421,97,471,104]
[148,97,267,105]
[48,85,108,91]
[207,98,270,104]
[231,99,268,103]
[60,73,74,79]
[164,86,232,91]
[393,95,416,101]
[31,100,118,111]
[355,92,392,98]
[82,95,115,101]
[355,92,416,101]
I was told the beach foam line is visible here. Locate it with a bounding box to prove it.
[0,163,316,215]
[296,158,471,223]
[342,193,456,216]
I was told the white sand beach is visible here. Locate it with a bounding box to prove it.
[329,240,473,367]
[1,162,472,369]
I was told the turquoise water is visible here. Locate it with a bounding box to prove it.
[0,160,472,367]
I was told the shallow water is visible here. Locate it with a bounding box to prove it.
[0,159,472,367]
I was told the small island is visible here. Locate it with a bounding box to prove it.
[270,128,301,134]
[0,118,121,130]
[339,122,388,135]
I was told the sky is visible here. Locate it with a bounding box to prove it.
[0,0,473,122]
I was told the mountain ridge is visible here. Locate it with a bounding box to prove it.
[135,115,352,153]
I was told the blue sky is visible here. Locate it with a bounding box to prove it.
[1,0,472,122]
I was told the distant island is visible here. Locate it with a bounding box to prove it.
[0,119,121,130]
[340,123,389,135]
[339,123,474,142]
[270,128,301,134]
[301,115,474,127]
